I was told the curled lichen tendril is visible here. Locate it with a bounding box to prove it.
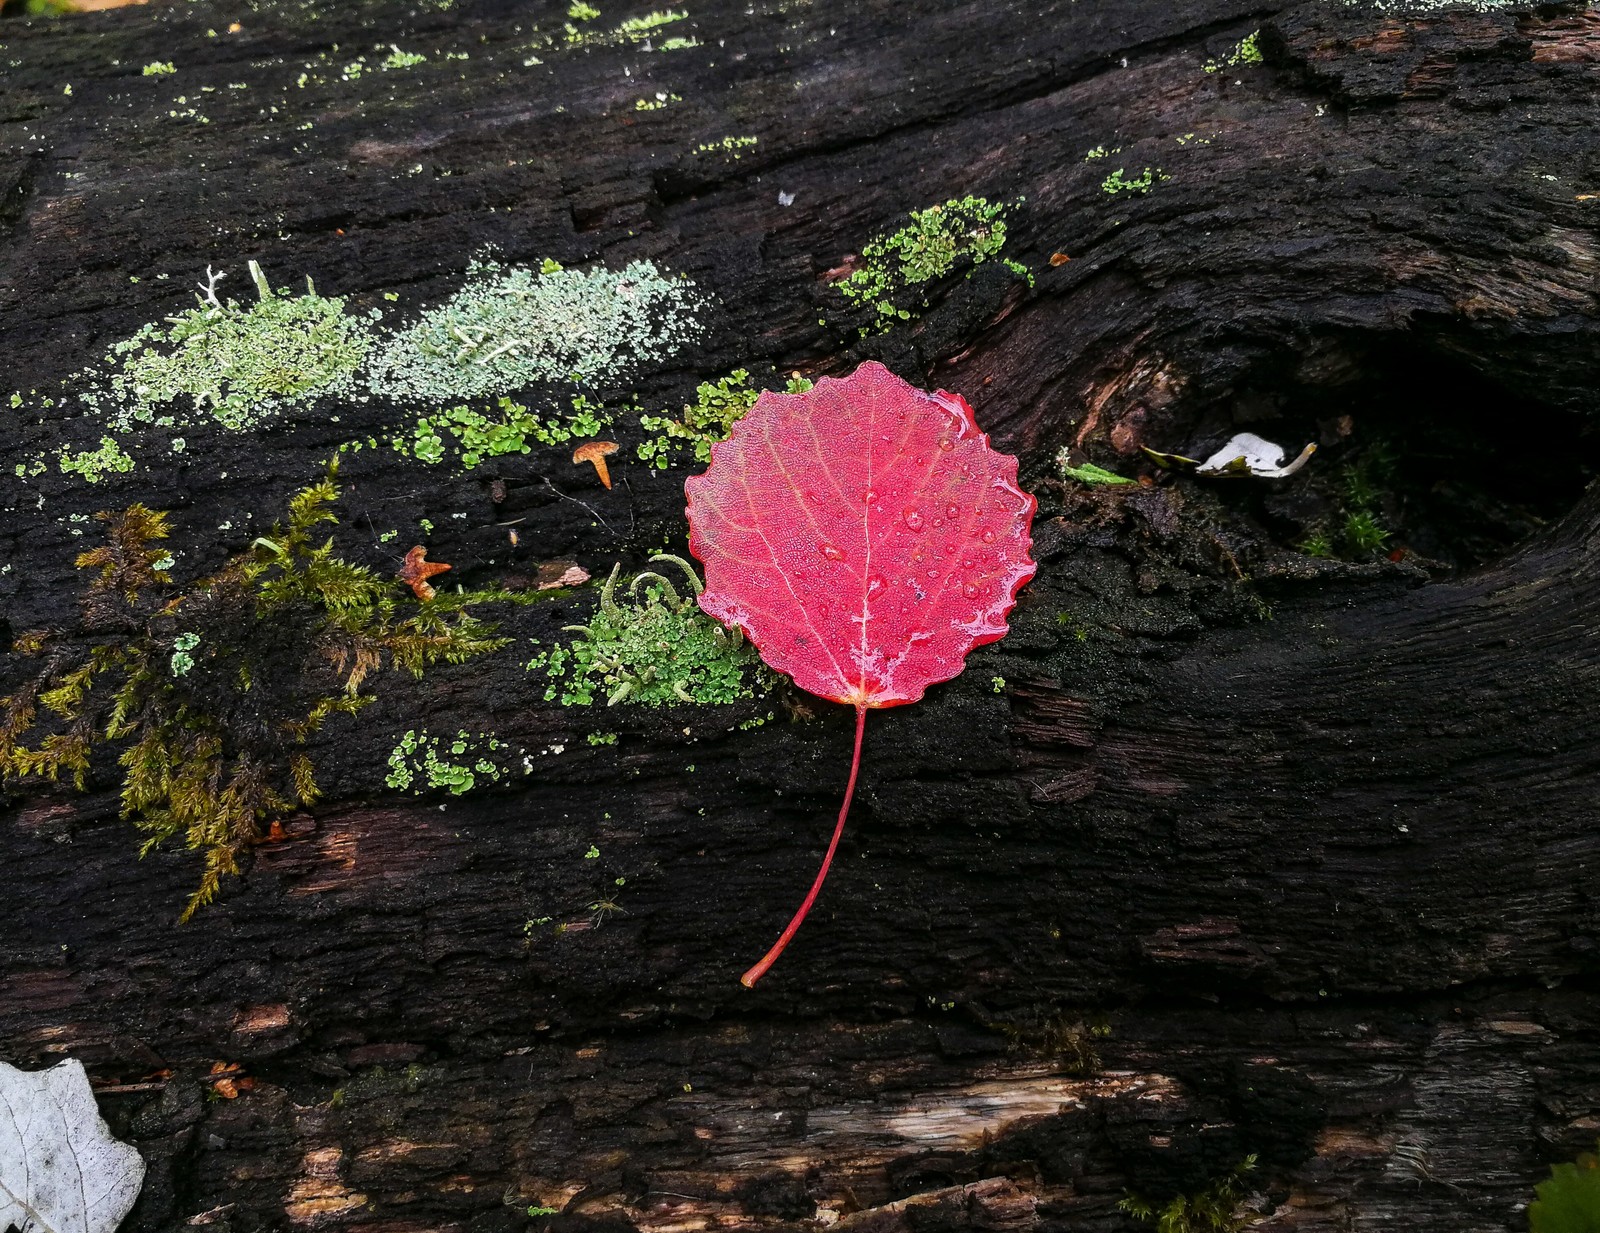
[598,562,623,618]
[629,571,682,609]
[648,553,705,596]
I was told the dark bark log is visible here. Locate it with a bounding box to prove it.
[2,1,1599,1232]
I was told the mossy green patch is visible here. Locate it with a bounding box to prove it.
[0,462,509,922]
[528,555,771,706]
[695,135,757,158]
[381,46,427,69]
[1101,167,1168,196]
[1120,1156,1258,1232]
[1203,30,1263,73]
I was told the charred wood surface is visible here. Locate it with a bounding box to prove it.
[2,1,1600,1231]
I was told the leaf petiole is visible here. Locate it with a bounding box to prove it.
[741,705,868,987]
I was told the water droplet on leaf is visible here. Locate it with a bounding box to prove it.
[820,543,845,561]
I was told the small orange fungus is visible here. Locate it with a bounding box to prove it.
[573,440,620,489]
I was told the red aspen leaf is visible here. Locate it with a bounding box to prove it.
[685,360,1036,985]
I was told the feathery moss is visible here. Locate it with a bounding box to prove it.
[0,461,509,921]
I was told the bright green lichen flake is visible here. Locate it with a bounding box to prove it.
[385,728,524,795]
[88,262,375,432]
[367,257,702,405]
[58,436,136,483]
[1203,30,1263,73]
[395,395,612,469]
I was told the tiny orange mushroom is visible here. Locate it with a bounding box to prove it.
[398,545,451,600]
[573,440,620,489]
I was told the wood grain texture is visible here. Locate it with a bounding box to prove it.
[1,0,1598,1230]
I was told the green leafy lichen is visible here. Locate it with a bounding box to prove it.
[1203,30,1263,73]
[839,196,1031,332]
[58,436,136,484]
[619,9,686,35]
[695,135,757,158]
[385,728,520,795]
[367,257,701,405]
[168,632,200,677]
[393,395,612,469]
[381,46,427,69]
[637,371,811,469]
[529,555,771,707]
[1101,167,1168,196]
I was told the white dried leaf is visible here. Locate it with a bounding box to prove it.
[1195,432,1316,478]
[0,1059,145,1233]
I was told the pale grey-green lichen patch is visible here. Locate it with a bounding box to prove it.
[366,257,703,405]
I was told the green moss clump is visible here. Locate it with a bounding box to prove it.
[637,371,811,469]
[840,196,1031,332]
[529,555,771,706]
[0,462,508,921]
[564,8,686,46]
[618,9,684,35]
[385,728,520,794]
[381,46,427,69]
[1298,443,1398,561]
[367,257,701,405]
[91,262,375,432]
[1119,1157,1258,1233]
